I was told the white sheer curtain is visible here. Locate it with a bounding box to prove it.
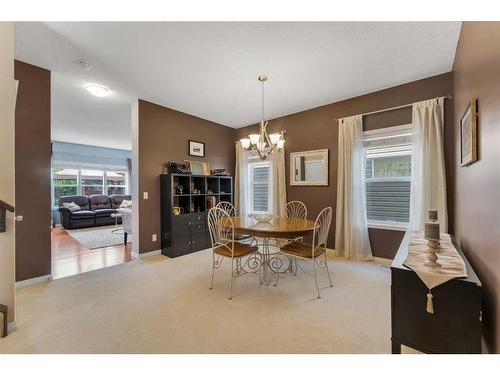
[234,143,249,217]
[335,115,373,260]
[409,98,448,232]
[269,147,287,216]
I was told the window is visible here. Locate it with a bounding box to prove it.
[247,156,271,214]
[363,125,412,228]
[81,169,104,196]
[53,167,79,207]
[51,166,128,208]
[106,171,126,195]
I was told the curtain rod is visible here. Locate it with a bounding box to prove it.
[336,94,453,123]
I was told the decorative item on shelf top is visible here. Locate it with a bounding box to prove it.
[165,161,191,174]
[239,74,285,160]
[185,160,210,176]
[211,168,228,176]
[424,209,441,268]
[250,213,273,223]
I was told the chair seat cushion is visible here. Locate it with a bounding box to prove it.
[93,208,117,217]
[280,242,325,258]
[214,242,258,258]
[70,210,95,219]
[234,233,252,241]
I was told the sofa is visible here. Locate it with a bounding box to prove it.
[59,194,131,229]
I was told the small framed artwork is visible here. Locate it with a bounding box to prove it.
[185,160,210,176]
[189,140,205,157]
[460,98,478,167]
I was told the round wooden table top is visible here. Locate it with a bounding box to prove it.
[231,216,317,239]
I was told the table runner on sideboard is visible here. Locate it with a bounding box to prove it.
[403,232,467,314]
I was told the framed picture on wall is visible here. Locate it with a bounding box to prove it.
[189,140,205,157]
[460,98,478,167]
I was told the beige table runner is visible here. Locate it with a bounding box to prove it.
[403,232,467,314]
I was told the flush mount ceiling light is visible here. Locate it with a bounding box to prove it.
[77,60,93,71]
[84,83,111,98]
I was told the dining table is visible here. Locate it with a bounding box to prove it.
[230,215,317,285]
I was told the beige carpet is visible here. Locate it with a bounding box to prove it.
[0,250,400,354]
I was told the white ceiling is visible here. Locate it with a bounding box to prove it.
[15,22,462,150]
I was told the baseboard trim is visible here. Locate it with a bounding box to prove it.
[326,249,392,266]
[8,321,17,333]
[373,256,392,267]
[132,249,162,259]
[15,274,52,289]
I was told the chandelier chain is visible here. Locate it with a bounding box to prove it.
[261,79,265,123]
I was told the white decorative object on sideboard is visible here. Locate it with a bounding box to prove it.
[424,209,441,268]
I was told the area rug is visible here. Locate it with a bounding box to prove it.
[65,225,131,249]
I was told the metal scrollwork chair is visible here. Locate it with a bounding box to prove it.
[215,201,252,242]
[282,200,308,273]
[207,207,258,300]
[285,201,307,220]
[277,207,333,299]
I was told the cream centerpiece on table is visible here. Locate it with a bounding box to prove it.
[249,213,273,223]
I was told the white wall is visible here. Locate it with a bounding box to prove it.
[0,22,16,328]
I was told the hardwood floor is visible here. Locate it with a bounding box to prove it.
[51,227,133,280]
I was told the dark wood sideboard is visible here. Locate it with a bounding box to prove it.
[160,173,233,257]
[391,232,482,354]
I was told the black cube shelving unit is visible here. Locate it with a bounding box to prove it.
[160,173,233,257]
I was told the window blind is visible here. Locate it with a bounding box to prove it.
[364,125,412,224]
[252,165,269,212]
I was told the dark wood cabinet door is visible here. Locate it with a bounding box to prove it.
[172,214,192,233]
[191,231,208,251]
[172,233,192,257]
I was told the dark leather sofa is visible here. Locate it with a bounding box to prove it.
[59,194,131,229]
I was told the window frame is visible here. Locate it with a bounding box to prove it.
[51,165,129,208]
[105,170,127,196]
[81,168,105,197]
[363,124,412,231]
[52,166,80,208]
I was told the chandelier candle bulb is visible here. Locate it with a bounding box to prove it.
[240,138,251,149]
[269,133,281,145]
[248,134,260,145]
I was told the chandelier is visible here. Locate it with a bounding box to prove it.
[239,74,284,160]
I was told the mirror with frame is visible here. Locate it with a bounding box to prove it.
[290,149,328,186]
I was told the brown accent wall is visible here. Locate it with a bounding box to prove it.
[138,100,235,253]
[14,60,51,281]
[452,22,500,354]
[236,73,454,258]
